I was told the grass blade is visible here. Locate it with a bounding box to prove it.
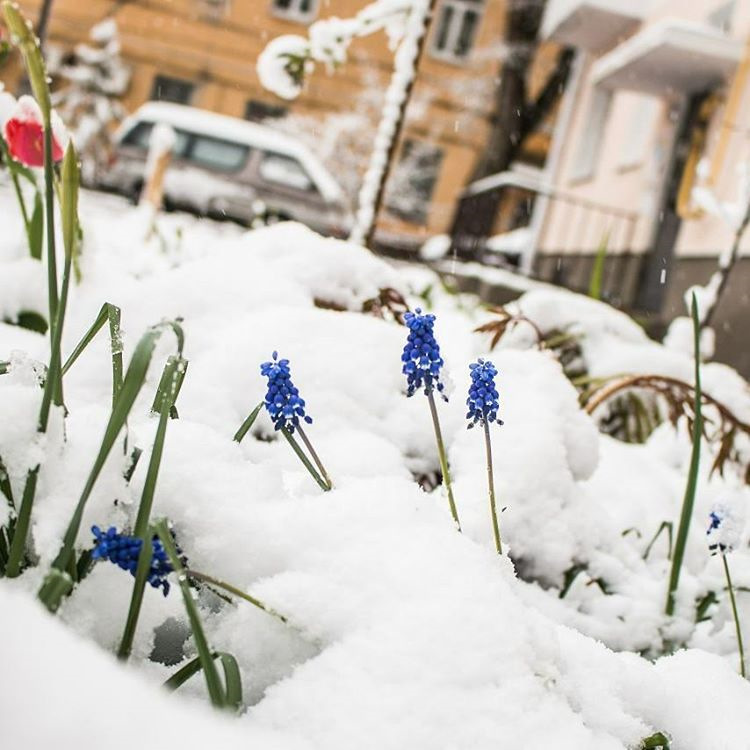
[154,518,225,708]
[38,321,183,611]
[665,293,703,616]
[164,651,243,712]
[218,652,243,712]
[233,402,263,443]
[118,356,187,660]
[281,427,328,491]
[588,231,610,301]
[164,654,205,691]
[61,302,123,406]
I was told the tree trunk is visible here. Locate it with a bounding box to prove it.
[449,0,550,255]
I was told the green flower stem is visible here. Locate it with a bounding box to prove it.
[296,424,332,490]
[281,427,330,492]
[665,294,703,616]
[427,389,461,531]
[483,420,502,555]
[0,137,32,239]
[722,553,746,678]
[186,569,289,625]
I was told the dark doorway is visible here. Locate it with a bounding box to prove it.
[634,92,711,312]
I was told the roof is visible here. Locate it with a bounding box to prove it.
[591,19,743,97]
[121,102,343,202]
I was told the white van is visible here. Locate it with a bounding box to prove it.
[98,102,352,236]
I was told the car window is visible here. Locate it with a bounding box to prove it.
[120,121,190,156]
[189,136,250,172]
[259,152,315,192]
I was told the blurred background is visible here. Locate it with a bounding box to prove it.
[3,0,750,376]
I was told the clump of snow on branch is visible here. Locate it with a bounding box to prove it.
[681,156,750,327]
[349,0,432,245]
[48,18,130,183]
[256,0,414,101]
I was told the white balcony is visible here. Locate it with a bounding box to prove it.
[591,19,743,97]
[541,0,647,52]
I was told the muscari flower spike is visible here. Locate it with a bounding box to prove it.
[466,358,503,428]
[707,502,743,556]
[260,351,312,433]
[91,525,173,596]
[401,308,446,398]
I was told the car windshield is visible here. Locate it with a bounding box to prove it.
[188,135,250,172]
[259,152,315,192]
[121,123,249,173]
[120,121,190,156]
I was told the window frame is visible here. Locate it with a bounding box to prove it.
[429,0,484,65]
[269,0,319,24]
[257,150,319,195]
[570,87,613,184]
[384,138,444,226]
[150,75,195,105]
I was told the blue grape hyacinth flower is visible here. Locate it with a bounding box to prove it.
[401,308,446,398]
[466,358,503,429]
[260,351,312,433]
[91,525,173,596]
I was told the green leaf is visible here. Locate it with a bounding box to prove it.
[665,293,703,616]
[641,731,670,749]
[118,356,187,660]
[60,143,80,262]
[587,231,609,301]
[2,3,52,123]
[218,652,243,712]
[28,192,43,260]
[61,302,123,407]
[7,311,48,335]
[164,651,243,712]
[233,401,264,443]
[38,321,183,610]
[154,518,226,709]
[281,427,329,491]
[164,655,205,691]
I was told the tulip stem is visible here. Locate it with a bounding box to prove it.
[43,124,59,337]
[427,389,461,531]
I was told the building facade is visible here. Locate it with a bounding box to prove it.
[4,0,558,249]
[529,0,750,372]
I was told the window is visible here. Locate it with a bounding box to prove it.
[270,0,318,23]
[385,140,443,225]
[121,122,191,157]
[189,136,250,172]
[245,100,288,122]
[570,87,612,182]
[150,75,194,105]
[195,0,231,21]
[259,153,314,191]
[431,0,483,62]
[619,95,661,171]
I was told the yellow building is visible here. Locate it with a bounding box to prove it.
[4,0,558,249]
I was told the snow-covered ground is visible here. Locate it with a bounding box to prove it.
[2,184,750,748]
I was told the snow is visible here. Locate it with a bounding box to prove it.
[349,0,431,246]
[256,35,311,101]
[3,184,750,746]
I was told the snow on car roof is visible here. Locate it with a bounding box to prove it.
[124,102,344,202]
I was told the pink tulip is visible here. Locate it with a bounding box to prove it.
[3,95,66,167]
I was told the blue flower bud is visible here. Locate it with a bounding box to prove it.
[401,308,446,398]
[466,358,503,428]
[260,351,312,433]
